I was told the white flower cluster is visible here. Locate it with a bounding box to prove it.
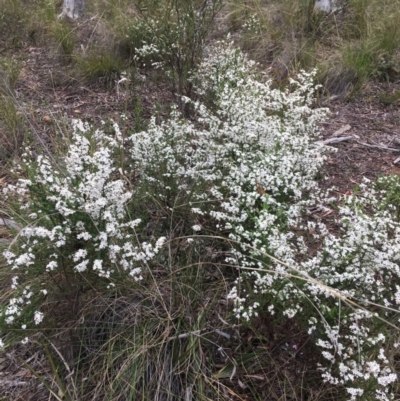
[190,47,400,400]
[193,45,399,399]
[242,14,262,34]
[130,41,399,399]
[2,119,165,330]
[2,39,399,399]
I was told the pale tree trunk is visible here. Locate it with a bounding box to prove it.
[314,0,335,12]
[59,0,85,19]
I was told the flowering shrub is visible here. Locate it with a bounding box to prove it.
[2,40,400,400]
[230,177,400,400]
[123,0,221,96]
[1,119,165,339]
[192,45,400,401]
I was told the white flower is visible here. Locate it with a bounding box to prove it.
[34,311,44,325]
[46,261,58,271]
[378,373,397,387]
[74,259,89,273]
[73,249,88,262]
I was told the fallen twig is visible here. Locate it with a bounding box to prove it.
[314,136,353,145]
[0,218,20,230]
[355,141,400,152]
[177,330,202,339]
[332,124,351,137]
[0,380,27,386]
[215,329,231,339]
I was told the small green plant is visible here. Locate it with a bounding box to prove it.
[0,90,25,162]
[343,0,370,40]
[0,57,20,90]
[0,0,27,48]
[35,0,77,58]
[76,50,125,86]
[133,94,143,132]
[51,20,77,57]
[339,42,375,93]
[379,89,400,106]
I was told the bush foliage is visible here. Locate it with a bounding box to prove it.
[1,40,400,400]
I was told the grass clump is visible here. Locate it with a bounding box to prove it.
[226,0,400,95]
[0,96,25,162]
[76,50,126,86]
[0,0,28,49]
[0,56,21,90]
[0,60,25,163]
[34,0,77,59]
[1,41,400,400]
[51,19,77,58]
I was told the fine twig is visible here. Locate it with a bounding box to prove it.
[355,140,400,152]
[0,218,20,230]
[0,380,27,386]
[314,136,353,145]
[332,124,351,137]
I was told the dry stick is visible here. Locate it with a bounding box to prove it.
[314,136,353,145]
[317,134,400,159]
[355,140,400,152]
[215,329,231,339]
[332,124,351,137]
[319,134,400,162]
[175,330,202,340]
[0,380,27,386]
[167,328,231,341]
[0,218,20,230]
